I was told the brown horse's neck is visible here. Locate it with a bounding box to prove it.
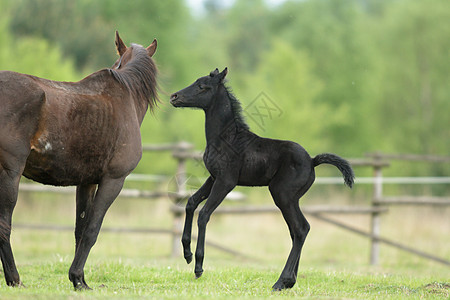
[134,98,150,125]
[109,51,158,125]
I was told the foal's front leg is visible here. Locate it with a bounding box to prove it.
[194,178,236,278]
[182,176,214,264]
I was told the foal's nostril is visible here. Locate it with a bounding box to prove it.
[170,94,178,101]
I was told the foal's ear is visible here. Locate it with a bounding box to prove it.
[218,67,228,81]
[210,68,220,77]
[115,31,127,56]
[147,39,157,57]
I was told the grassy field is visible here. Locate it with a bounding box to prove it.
[1,187,449,299]
[0,259,448,299]
[0,260,448,299]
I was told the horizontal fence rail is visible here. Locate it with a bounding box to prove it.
[316,177,450,185]
[171,205,389,215]
[375,196,450,206]
[366,152,450,163]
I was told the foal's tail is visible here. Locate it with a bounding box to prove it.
[312,153,355,188]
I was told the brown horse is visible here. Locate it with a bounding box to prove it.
[0,31,158,289]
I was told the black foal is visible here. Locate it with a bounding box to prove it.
[170,68,354,290]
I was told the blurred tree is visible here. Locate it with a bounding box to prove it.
[204,0,228,14]
[268,0,376,156]
[370,0,450,174]
[236,40,332,153]
[95,0,194,85]
[8,0,194,87]
[9,0,111,70]
[0,16,80,81]
[225,0,271,72]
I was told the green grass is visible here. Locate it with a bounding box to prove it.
[0,260,448,299]
[2,189,449,298]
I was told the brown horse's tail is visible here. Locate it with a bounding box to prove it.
[0,219,10,242]
[312,153,355,188]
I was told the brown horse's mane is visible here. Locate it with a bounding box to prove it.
[110,44,159,110]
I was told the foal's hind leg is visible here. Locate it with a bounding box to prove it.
[269,170,315,291]
[0,162,24,286]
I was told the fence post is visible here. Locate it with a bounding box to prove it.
[171,142,193,257]
[370,153,383,265]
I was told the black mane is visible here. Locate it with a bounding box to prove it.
[223,84,249,130]
[110,44,159,110]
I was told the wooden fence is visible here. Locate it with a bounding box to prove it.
[16,142,450,266]
[365,152,450,266]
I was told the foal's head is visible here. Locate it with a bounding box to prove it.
[112,31,157,69]
[170,68,228,109]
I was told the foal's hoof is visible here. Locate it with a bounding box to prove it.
[272,286,284,292]
[272,279,295,291]
[8,280,25,288]
[195,271,203,279]
[185,253,193,264]
[74,281,92,291]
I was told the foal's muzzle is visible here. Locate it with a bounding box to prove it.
[170,93,182,106]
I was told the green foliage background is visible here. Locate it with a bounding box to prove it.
[0,0,448,176]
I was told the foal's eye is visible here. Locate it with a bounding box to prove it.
[199,84,207,90]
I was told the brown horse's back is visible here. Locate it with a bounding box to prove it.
[0,70,141,186]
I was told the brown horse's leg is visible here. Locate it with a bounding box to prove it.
[0,163,24,287]
[182,176,214,264]
[68,177,125,290]
[75,184,97,251]
[0,84,45,287]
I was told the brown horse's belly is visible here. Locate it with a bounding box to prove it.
[24,111,118,186]
[23,149,104,186]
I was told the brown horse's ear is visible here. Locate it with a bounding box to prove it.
[115,31,127,56]
[147,39,157,57]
